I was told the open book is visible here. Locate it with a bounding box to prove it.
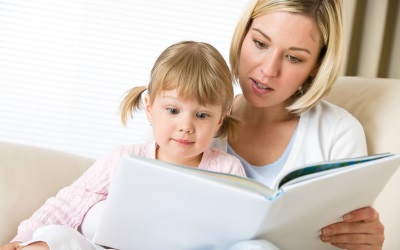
[93,153,400,250]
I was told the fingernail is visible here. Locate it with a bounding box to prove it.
[322,228,332,235]
[321,236,331,242]
[344,214,353,221]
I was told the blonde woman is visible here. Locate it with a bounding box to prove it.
[2,41,246,250]
[215,0,384,249]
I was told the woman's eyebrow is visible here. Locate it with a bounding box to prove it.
[252,28,271,42]
[252,28,311,55]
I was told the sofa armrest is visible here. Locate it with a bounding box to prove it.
[0,141,94,245]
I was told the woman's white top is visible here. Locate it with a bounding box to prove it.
[212,100,368,188]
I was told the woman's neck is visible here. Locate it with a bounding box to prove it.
[229,95,299,166]
[232,95,295,125]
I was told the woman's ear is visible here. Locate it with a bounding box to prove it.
[311,64,320,77]
[144,94,153,124]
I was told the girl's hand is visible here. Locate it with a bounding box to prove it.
[0,242,21,250]
[17,242,49,250]
[0,242,49,250]
[320,207,384,249]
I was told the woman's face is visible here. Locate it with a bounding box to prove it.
[238,11,322,109]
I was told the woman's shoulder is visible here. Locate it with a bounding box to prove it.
[305,100,362,128]
[290,100,367,166]
[309,100,351,116]
[299,100,366,150]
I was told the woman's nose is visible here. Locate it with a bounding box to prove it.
[260,51,280,78]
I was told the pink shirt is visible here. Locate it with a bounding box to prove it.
[13,141,246,242]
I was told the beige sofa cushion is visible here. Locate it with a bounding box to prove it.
[326,76,400,249]
[0,141,94,245]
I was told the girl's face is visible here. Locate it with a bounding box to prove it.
[145,89,224,167]
[238,11,321,110]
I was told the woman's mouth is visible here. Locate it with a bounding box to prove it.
[252,79,273,93]
[256,82,268,90]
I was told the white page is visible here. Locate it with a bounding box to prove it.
[256,155,400,249]
[93,154,400,249]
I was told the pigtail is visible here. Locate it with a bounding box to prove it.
[119,86,147,126]
[215,114,240,141]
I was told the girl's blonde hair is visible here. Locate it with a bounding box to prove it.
[230,0,344,115]
[120,41,239,139]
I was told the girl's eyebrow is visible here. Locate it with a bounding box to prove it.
[160,94,179,100]
[252,28,311,55]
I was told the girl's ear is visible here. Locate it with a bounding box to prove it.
[144,94,153,124]
[215,114,225,133]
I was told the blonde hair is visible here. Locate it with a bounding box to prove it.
[120,41,239,139]
[230,0,344,115]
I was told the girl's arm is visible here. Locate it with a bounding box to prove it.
[12,147,128,243]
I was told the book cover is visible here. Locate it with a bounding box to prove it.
[93,153,400,250]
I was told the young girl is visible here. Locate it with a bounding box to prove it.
[4,41,246,250]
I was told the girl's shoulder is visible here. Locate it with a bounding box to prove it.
[100,141,156,161]
[201,147,246,177]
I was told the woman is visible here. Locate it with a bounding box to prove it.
[216,0,385,249]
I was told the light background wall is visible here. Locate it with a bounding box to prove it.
[0,0,249,158]
[342,0,400,79]
[0,0,399,158]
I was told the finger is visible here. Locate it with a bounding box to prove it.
[321,231,382,246]
[343,207,379,222]
[322,221,384,236]
[330,242,375,250]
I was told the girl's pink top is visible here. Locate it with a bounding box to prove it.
[13,141,246,242]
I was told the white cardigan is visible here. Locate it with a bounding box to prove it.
[212,100,368,186]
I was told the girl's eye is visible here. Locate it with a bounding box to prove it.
[253,39,267,49]
[287,55,303,63]
[196,112,210,119]
[166,107,179,115]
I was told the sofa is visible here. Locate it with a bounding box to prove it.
[1,76,400,249]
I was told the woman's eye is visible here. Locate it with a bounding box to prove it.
[254,39,267,49]
[287,55,303,63]
[166,107,179,115]
[196,112,210,119]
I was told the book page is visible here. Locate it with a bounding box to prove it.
[277,153,394,189]
[154,158,277,197]
[94,154,400,249]
[256,154,400,249]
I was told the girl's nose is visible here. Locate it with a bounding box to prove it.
[178,116,194,133]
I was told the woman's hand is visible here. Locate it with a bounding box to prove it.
[320,207,384,249]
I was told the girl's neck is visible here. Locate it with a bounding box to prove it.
[155,145,202,168]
